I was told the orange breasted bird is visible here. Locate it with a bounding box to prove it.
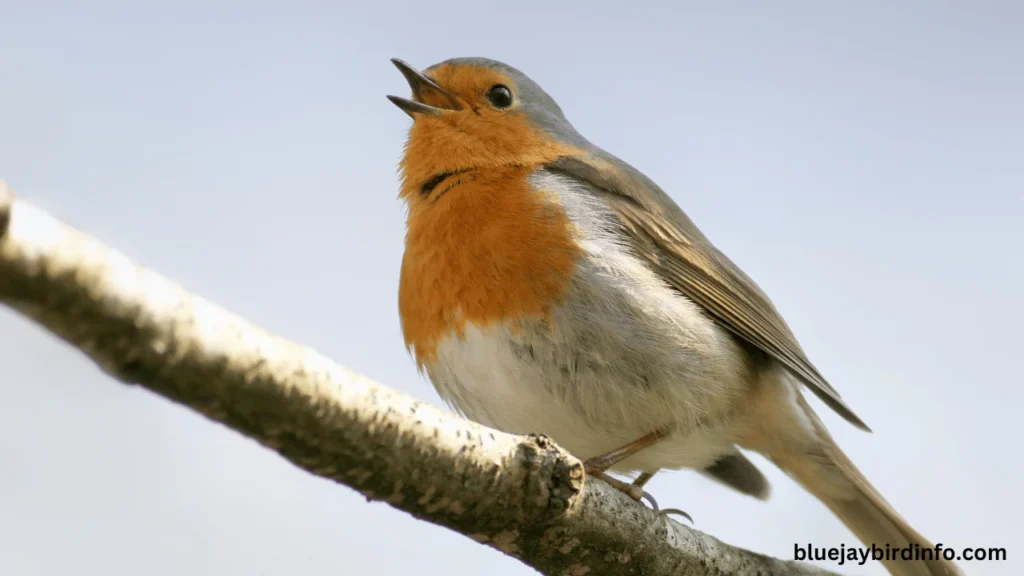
[388,57,959,576]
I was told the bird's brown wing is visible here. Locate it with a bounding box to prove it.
[547,154,869,431]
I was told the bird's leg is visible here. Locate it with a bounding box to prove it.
[584,428,670,472]
[583,428,670,510]
[633,471,656,489]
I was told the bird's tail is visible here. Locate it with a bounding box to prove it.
[771,416,962,576]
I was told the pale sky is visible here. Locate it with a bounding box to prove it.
[1,2,1021,575]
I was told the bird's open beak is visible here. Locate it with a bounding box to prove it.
[387,58,463,118]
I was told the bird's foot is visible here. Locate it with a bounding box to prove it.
[583,464,693,523]
[584,466,658,508]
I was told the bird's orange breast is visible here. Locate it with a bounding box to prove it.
[398,167,582,366]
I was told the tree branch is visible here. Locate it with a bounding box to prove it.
[0,180,836,576]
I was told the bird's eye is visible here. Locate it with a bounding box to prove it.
[487,84,513,108]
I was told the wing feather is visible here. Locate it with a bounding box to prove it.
[548,155,869,431]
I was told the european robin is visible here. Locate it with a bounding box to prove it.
[388,57,959,576]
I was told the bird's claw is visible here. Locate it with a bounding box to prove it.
[634,485,693,524]
[584,467,692,523]
[658,507,694,524]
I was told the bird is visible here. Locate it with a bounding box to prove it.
[387,56,960,576]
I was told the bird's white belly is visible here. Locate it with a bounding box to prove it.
[429,322,601,450]
[425,313,748,473]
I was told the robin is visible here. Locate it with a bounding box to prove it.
[388,57,959,576]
